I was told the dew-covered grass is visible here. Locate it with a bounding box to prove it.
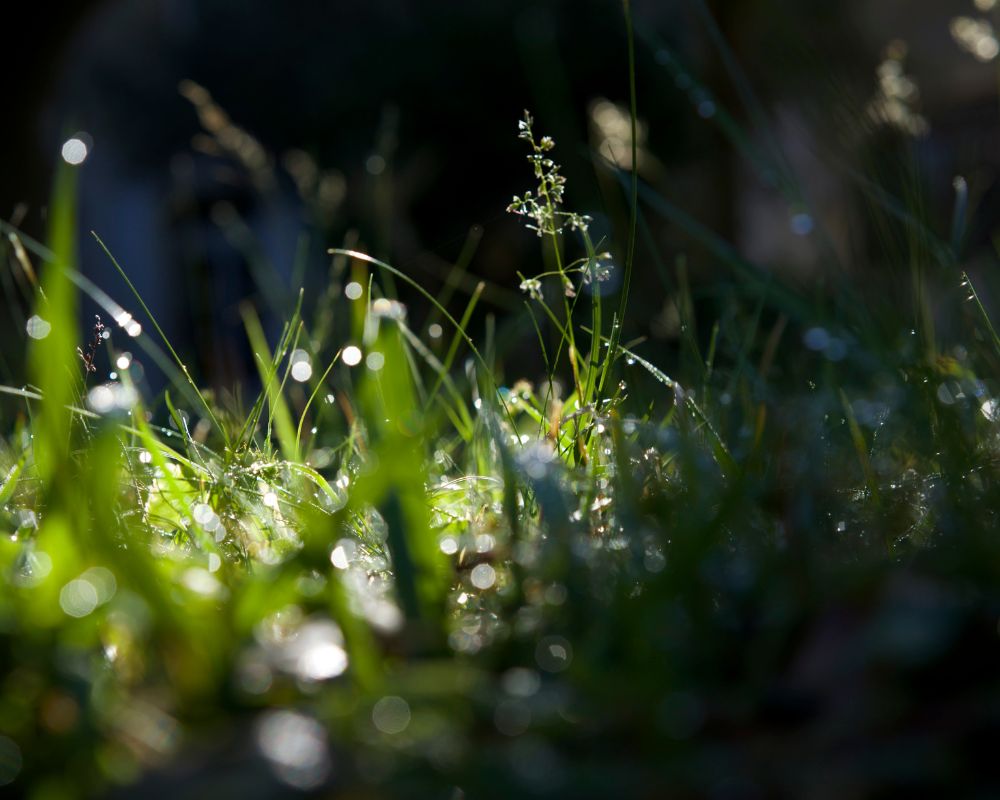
[4,9,1000,799]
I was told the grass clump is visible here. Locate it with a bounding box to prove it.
[3,22,1000,800]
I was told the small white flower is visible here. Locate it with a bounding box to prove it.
[519,278,543,302]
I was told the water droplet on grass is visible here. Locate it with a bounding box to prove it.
[330,543,350,570]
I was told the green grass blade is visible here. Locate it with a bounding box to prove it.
[29,160,79,487]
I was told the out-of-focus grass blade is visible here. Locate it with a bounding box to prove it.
[350,321,449,635]
[0,384,97,419]
[7,232,39,289]
[29,160,79,488]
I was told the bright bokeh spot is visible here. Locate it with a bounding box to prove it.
[471,563,497,590]
[59,578,99,618]
[344,281,363,300]
[291,356,313,382]
[82,567,116,604]
[372,696,410,734]
[25,315,51,340]
[86,383,138,414]
[535,635,573,673]
[256,710,330,790]
[330,545,349,570]
[342,346,362,366]
[61,137,89,165]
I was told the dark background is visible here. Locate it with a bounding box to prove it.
[2,0,999,389]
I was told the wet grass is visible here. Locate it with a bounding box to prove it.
[3,7,1000,799]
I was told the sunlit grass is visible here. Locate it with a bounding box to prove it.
[3,7,1000,797]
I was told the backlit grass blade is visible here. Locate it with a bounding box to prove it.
[349,321,450,634]
[29,160,79,488]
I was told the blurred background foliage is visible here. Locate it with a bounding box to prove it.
[2,0,999,387]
